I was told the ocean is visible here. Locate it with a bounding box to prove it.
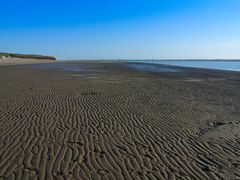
[132,60,240,72]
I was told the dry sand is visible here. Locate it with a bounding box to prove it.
[0,61,240,179]
[0,58,55,66]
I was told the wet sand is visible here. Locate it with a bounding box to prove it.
[0,61,240,179]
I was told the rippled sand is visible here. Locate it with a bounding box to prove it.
[0,62,240,179]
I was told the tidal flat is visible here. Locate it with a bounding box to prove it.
[0,61,240,179]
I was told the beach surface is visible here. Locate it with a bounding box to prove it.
[0,61,240,179]
[0,58,55,66]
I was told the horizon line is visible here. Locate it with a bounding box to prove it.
[57,59,240,61]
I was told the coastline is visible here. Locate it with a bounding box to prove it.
[0,58,55,66]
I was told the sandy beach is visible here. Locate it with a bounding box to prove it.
[0,58,55,66]
[0,61,240,179]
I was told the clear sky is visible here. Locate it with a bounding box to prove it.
[0,0,240,60]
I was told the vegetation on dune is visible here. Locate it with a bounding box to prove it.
[0,52,56,60]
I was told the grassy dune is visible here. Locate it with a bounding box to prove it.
[0,52,56,60]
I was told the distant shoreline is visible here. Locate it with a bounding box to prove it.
[0,58,55,66]
[0,52,56,60]
[55,59,240,72]
[57,59,240,61]
[1,58,240,72]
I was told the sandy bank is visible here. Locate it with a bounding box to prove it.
[0,58,55,66]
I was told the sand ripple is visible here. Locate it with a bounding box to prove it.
[0,63,240,179]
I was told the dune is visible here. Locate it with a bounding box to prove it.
[0,52,56,66]
[0,61,240,179]
[0,52,56,60]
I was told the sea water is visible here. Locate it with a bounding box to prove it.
[132,60,240,72]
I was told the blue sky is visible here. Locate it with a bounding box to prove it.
[0,0,240,60]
